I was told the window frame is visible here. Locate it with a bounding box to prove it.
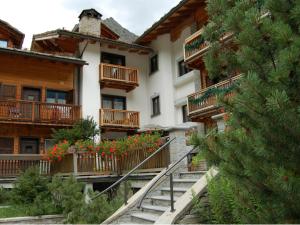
[151,95,160,117]
[178,59,192,77]
[150,54,159,75]
[46,89,69,104]
[101,94,127,110]
[182,105,190,123]
[101,52,126,66]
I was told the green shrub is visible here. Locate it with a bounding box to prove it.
[0,188,11,205]
[11,167,50,205]
[52,117,99,145]
[48,176,85,223]
[11,167,61,216]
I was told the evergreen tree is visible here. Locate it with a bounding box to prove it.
[193,0,300,223]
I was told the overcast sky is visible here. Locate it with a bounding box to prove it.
[0,0,182,48]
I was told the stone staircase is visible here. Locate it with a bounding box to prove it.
[119,170,206,224]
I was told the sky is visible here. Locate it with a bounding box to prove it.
[0,0,182,48]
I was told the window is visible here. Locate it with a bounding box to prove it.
[0,84,16,100]
[150,54,159,74]
[101,52,125,66]
[45,139,55,152]
[182,105,190,123]
[151,96,160,117]
[178,60,192,77]
[0,137,14,154]
[102,95,126,110]
[0,40,8,48]
[46,90,68,104]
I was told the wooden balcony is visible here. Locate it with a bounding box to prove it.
[100,63,139,92]
[100,108,140,130]
[0,100,81,126]
[188,75,241,121]
[184,29,234,68]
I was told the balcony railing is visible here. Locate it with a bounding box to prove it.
[100,63,139,92]
[0,138,169,177]
[0,154,50,177]
[184,29,234,63]
[0,100,81,126]
[188,75,241,117]
[100,108,140,129]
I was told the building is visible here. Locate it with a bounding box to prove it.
[0,0,229,164]
[0,19,86,154]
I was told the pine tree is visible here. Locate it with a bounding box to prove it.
[193,0,300,223]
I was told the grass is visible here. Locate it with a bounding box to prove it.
[0,206,29,219]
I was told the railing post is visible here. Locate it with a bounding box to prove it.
[124,181,128,205]
[31,102,35,122]
[73,153,78,176]
[170,173,175,212]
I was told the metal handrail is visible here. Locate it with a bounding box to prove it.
[91,137,176,202]
[137,146,199,209]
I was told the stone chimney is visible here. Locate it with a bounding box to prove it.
[78,9,102,37]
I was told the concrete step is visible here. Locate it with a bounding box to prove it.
[140,204,168,215]
[160,187,189,197]
[172,178,198,188]
[179,171,206,179]
[131,212,159,224]
[150,195,179,207]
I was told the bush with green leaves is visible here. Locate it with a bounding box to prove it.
[52,117,99,145]
[48,175,124,224]
[0,188,11,205]
[11,167,60,216]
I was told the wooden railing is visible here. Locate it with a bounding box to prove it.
[188,75,241,115]
[0,140,169,177]
[0,100,81,125]
[0,154,50,177]
[100,63,139,85]
[100,108,140,129]
[51,140,169,176]
[184,29,234,62]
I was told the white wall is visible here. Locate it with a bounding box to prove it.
[147,26,200,127]
[80,42,101,129]
[147,34,176,127]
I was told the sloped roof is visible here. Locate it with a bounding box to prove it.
[102,17,138,43]
[0,19,25,48]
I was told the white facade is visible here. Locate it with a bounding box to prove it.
[78,13,201,139]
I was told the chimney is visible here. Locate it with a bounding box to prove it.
[78,9,102,37]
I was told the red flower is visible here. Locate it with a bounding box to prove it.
[101,152,106,157]
[109,147,116,153]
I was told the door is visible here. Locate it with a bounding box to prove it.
[22,88,41,120]
[20,138,39,154]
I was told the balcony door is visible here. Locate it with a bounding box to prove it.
[102,95,126,110]
[102,95,126,124]
[21,88,41,120]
